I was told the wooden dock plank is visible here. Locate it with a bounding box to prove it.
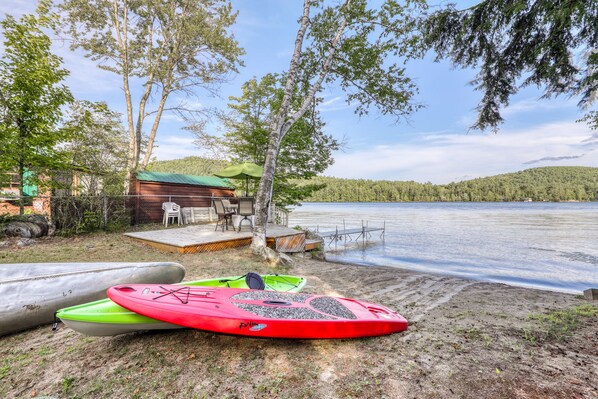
[304,239,322,251]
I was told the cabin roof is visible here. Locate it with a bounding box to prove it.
[135,171,232,188]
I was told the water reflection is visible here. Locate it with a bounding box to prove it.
[290,202,598,294]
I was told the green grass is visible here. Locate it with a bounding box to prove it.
[62,376,76,394]
[523,304,597,344]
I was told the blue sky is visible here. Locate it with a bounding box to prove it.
[1,0,596,184]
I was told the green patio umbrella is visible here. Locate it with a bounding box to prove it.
[213,162,263,196]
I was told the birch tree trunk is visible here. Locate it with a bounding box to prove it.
[112,0,137,187]
[250,0,311,253]
[251,0,349,254]
[140,91,169,169]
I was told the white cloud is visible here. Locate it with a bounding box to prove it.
[319,95,355,113]
[501,97,576,117]
[160,113,186,123]
[321,96,343,107]
[151,136,199,160]
[58,48,122,96]
[325,121,598,184]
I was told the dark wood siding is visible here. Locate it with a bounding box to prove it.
[130,178,235,224]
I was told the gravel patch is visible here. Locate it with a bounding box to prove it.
[310,297,357,319]
[234,303,335,319]
[231,291,311,303]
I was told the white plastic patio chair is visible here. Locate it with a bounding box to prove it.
[162,202,181,226]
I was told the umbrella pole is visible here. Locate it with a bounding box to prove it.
[245,176,249,197]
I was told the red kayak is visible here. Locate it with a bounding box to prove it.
[107,284,408,339]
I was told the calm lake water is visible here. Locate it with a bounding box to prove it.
[288,202,598,294]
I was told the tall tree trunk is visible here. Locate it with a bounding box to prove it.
[112,0,136,187]
[250,127,282,252]
[123,74,136,187]
[250,0,349,254]
[135,21,159,170]
[250,0,311,253]
[140,90,169,169]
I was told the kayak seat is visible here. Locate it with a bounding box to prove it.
[245,272,266,290]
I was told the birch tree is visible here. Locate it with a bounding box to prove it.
[250,0,427,254]
[192,73,339,207]
[60,0,244,182]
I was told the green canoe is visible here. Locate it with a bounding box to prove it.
[56,274,306,336]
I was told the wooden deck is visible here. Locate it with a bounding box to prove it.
[125,223,311,254]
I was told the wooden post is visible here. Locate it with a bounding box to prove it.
[103,195,108,227]
[134,178,141,225]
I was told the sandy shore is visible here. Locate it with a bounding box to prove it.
[1,232,596,398]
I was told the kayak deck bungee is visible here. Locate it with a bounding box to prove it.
[107,284,408,339]
[57,274,306,336]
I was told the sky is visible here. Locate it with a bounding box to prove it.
[1,0,596,184]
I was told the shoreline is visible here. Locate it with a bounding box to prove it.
[1,232,596,398]
[322,255,591,296]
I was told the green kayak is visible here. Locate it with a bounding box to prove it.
[56,273,306,336]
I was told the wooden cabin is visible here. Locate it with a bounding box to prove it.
[0,172,51,216]
[129,171,235,224]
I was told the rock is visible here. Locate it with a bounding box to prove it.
[1,215,50,238]
[16,238,35,247]
[253,246,294,266]
[310,249,326,261]
[3,221,35,238]
[25,214,49,236]
[0,240,10,248]
[278,252,294,266]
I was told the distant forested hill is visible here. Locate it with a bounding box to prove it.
[304,167,598,202]
[148,160,598,202]
[148,156,227,176]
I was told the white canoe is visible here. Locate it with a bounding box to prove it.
[0,262,185,336]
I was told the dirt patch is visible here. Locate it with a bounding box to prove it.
[0,231,596,398]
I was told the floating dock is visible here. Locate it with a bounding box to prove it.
[316,221,385,246]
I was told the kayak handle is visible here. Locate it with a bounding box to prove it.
[263,300,292,306]
[115,286,137,292]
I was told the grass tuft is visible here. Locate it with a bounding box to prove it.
[523,304,597,344]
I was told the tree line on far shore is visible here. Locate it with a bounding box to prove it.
[303,167,598,203]
[150,158,598,203]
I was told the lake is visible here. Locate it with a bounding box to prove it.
[288,202,598,294]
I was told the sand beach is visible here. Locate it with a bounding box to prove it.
[0,231,596,398]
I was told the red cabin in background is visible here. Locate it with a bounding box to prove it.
[129,171,235,224]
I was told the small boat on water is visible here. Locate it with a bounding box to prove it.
[0,262,186,336]
[57,273,306,336]
[107,283,407,339]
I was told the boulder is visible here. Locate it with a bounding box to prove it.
[1,215,50,238]
[16,238,35,247]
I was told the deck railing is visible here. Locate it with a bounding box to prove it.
[269,203,289,227]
